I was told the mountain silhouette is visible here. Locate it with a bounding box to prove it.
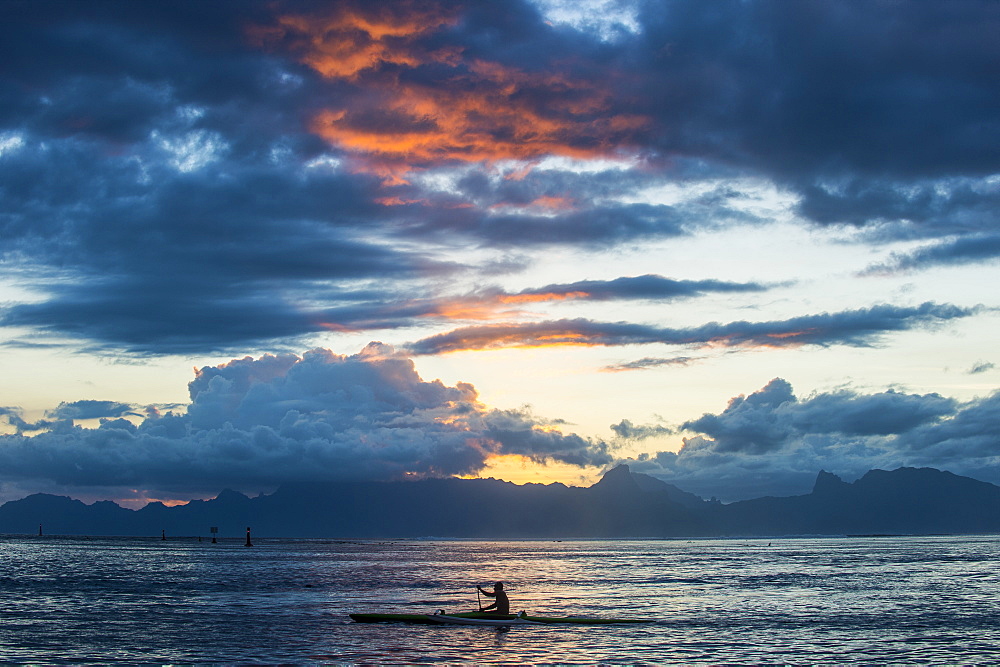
[2,466,998,538]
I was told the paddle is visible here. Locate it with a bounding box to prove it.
[476,586,483,611]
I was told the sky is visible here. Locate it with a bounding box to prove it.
[0,0,998,508]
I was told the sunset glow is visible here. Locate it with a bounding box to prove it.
[266,4,649,179]
[1,0,997,508]
[461,454,603,487]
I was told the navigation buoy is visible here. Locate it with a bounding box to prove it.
[161,529,166,541]
[245,526,253,547]
[38,524,42,537]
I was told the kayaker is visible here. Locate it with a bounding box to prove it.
[477,581,509,614]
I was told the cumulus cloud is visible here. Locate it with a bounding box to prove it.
[0,344,610,500]
[624,378,1000,502]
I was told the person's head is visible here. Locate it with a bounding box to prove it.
[494,582,504,591]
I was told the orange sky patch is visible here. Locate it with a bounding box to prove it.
[317,321,366,333]
[421,298,516,321]
[460,454,603,486]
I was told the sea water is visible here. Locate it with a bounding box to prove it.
[1,534,998,664]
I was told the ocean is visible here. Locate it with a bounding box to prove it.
[1,534,998,664]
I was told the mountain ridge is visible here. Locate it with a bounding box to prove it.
[2,466,998,539]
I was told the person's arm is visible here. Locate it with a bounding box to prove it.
[478,586,496,598]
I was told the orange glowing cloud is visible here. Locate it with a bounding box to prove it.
[489,195,577,215]
[402,304,975,356]
[414,290,600,321]
[421,298,515,321]
[374,196,427,206]
[531,195,576,211]
[407,322,611,355]
[498,290,590,305]
[252,5,460,80]
[258,3,648,179]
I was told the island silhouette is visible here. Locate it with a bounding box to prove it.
[2,466,999,538]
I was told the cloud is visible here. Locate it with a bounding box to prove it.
[308,274,768,333]
[969,361,995,375]
[508,274,767,302]
[682,378,959,453]
[602,356,697,373]
[865,233,1000,275]
[46,401,141,421]
[4,0,995,358]
[610,418,673,440]
[0,130,459,353]
[634,1,1000,231]
[0,344,610,499]
[258,1,650,183]
[624,378,1000,502]
[404,302,978,355]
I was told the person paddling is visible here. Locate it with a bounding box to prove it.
[477,581,509,614]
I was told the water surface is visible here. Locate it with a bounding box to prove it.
[1,535,998,663]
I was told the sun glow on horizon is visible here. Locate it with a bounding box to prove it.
[460,454,603,487]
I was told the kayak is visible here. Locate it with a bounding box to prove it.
[425,612,541,626]
[349,611,654,625]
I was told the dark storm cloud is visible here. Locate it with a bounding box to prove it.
[2,0,997,356]
[376,159,770,248]
[0,71,449,352]
[623,378,1000,502]
[405,302,977,355]
[407,202,691,247]
[681,378,959,455]
[0,0,463,353]
[631,1,1000,235]
[0,344,610,498]
[0,1,318,152]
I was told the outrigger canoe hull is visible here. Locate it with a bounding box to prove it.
[349,612,654,625]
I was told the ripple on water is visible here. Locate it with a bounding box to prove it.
[1,535,999,663]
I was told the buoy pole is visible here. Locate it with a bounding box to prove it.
[161,529,166,541]
[245,526,253,547]
[38,524,42,537]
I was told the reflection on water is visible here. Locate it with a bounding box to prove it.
[0,535,998,663]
